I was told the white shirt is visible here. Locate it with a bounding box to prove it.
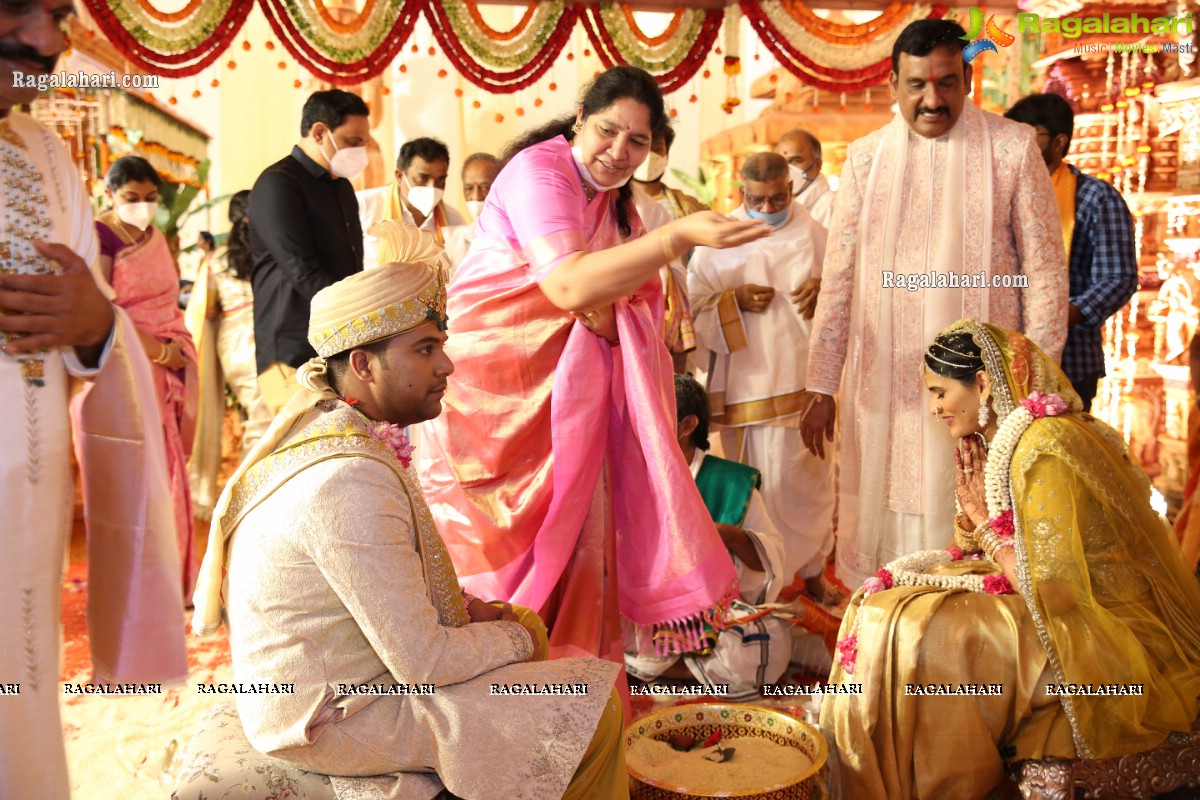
[356,185,465,269]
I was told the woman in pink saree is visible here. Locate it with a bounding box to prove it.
[88,156,199,597]
[420,67,768,709]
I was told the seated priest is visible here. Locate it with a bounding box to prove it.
[191,221,627,800]
[625,373,792,699]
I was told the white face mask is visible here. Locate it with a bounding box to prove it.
[571,145,631,192]
[789,163,816,196]
[116,201,156,231]
[465,199,485,220]
[406,183,444,217]
[323,131,368,181]
[633,152,667,184]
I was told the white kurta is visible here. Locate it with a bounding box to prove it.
[689,203,835,581]
[0,111,104,798]
[442,220,476,277]
[796,173,835,229]
[356,185,464,269]
[806,106,1069,587]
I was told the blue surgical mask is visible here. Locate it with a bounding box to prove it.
[746,206,790,229]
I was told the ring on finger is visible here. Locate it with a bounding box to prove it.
[963,467,974,473]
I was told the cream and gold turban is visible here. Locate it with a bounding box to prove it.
[307,220,450,358]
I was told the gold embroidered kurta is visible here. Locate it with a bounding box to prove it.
[224,404,620,800]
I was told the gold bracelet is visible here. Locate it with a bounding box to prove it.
[660,227,678,263]
[980,531,1013,562]
[953,512,981,553]
[153,341,170,365]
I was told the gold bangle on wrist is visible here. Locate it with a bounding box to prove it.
[153,341,170,365]
[954,512,981,552]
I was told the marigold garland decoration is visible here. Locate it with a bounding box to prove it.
[582,2,722,92]
[80,0,256,77]
[427,0,576,93]
[76,0,952,94]
[740,0,948,91]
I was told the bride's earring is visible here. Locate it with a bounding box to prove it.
[978,392,991,428]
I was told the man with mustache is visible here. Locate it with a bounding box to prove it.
[799,19,1068,588]
[0,1,187,795]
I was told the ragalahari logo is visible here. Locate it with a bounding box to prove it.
[960,7,1016,63]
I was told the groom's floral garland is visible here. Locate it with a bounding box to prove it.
[834,392,1069,674]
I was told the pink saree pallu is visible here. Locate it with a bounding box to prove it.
[77,226,199,598]
[420,138,738,696]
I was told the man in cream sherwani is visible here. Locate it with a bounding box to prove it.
[193,222,626,800]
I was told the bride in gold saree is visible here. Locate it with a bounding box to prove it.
[820,319,1200,799]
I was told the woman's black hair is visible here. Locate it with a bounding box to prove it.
[923,331,985,386]
[226,190,254,281]
[499,66,665,238]
[105,155,162,192]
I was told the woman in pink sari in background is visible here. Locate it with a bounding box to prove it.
[419,67,768,711]
[88,155,199,597]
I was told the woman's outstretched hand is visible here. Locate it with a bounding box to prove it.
[674,212,771,251]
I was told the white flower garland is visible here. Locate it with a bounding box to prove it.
[759,2,934,71]
[984,405,1034,518]
[882,550,995,593]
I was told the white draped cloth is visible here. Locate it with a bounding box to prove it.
[442,220,476,277]
[633,186,687,316]
[689,202,835,581]
[806,103,1069,587]
[0,110,100,799]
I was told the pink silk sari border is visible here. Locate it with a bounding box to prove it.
[73,311,189,684]
[524,230,586,275]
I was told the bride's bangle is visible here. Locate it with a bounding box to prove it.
[980,531,1013,562]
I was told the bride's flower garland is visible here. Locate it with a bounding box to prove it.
[833,391,1069,675]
